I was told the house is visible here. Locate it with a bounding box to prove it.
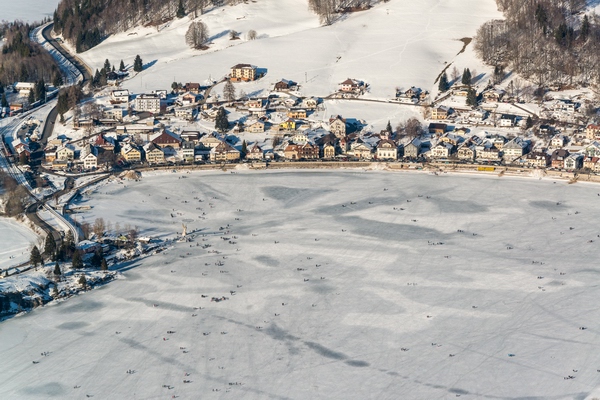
[246,143,264,160]
[180,141,196,162]
[180,131,200,143]
[376,139,398,160]
[121,143,142,162]
[230,64,257,82]
[299,143,319,160]
[135,94,161,113]
[184,82,201,94]
[95,134,115,151]
[430,142,454,159]
[322,143,336,159]
[457,143,476,161]
[405,86,422,98]
[174,108,194,120]
[350,141,372,160]
[103,106,125,121]
[550,149,569,168]
[284,144,300,160]
[152,130,182,149]
[583,156,600,171]
[585,124,600,140]
[80,144,98,169]
[303,97,318,110]
[403,139,421,159]
[550,134,566,148]
[279,119,296,131]
[329,115,347,138]
[274,79,296,91]
[180,92,199,105]
[339,78,363,93]
[210,141,240,162]
[288,109,307,119]
[144,142,165,164]
[583,142,600,158]
[439,133,461,146]
[246,120,265,133]
[482,88,505,103]
[503,138,528,162]
[44,147,57,163]
[428,123,447,134]
[476,146,501,162]
[199,133,222,149]
[524,152,551,168]
[499,114,518,127]
[56,145,75,161]
[15,82,35,95]
[431,106,449,120]
[564,153,583,171]
[292,132,308,145]
[110,89,130,103]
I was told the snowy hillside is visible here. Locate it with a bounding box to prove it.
[2,170,600,398]
[76,0,502,100]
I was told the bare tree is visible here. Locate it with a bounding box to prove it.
[92,217,106,238]
[247,29,257,40]
[450,66,460,83]
[185,21,209,49]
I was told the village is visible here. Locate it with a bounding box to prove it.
[7,61,600,176]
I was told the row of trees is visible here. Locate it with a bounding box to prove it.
[53,0,236,52]
[0,22,61,85]
[474,0,600,87]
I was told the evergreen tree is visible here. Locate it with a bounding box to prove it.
[215,107,229,132]
[52,73,63,88]
[119,59,125,71]
[1,93,8,108]
[28,89,35,105]
[0,80,3,94]
[72,249,83,269]
[176,0,186,18]
[466,88,478,107]
[581,15,590,41]
[93,69,101,87]
[438,72,449,92]
[104,59,111,72]
[30,246,43,267]
[386,120,392,133]
[133,55,143,72]
[171,81,179,91]
[526,116,533,129]
[223,79,236,104]
[44,234,56,257]
[461,68,472,85]
[100,258,108,272]
[99,68,108,87]
[35,79,46,102]
[78,274,87,288]
[91,249,103,269]
[241,140,248,155]
[53,262,61,276]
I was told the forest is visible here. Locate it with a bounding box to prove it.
[0,22,61,88]
[475,0,600,88]
[53,0,381,52]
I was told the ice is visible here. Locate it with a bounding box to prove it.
[1,170,600,398]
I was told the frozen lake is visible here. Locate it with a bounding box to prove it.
[1,170,600,399]
[0,0,60,23]
[0,217,38,271]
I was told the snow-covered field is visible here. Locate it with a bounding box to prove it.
[0,218,38,271]
[0,0,60,23]
[2,170,600,399]
[77,0,502,100]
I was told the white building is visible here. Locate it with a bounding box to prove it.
[110,89,130,103]
[135,94,161,113]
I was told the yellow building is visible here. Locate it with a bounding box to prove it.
[279,119,296,131]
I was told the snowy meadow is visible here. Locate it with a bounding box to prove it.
[1,170,600,399]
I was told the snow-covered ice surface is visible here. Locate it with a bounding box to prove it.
[0,0,60,23]
[0,218,38,270]
[2,170,600,398]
